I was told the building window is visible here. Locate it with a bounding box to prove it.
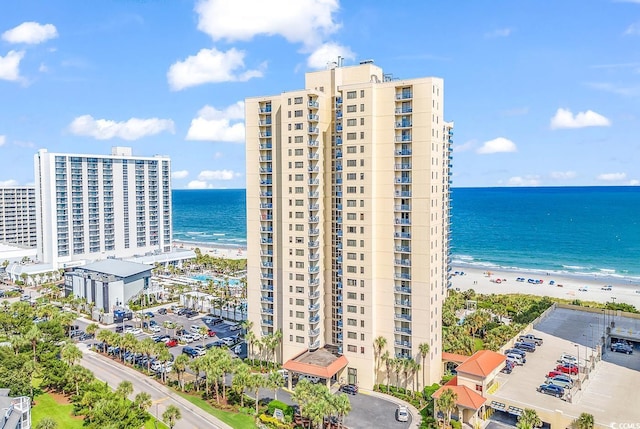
[347,331,357,339]
[347,105,357,113]
[296,274,304,281]
[295,174,304,181]
[294,97,303,104]
[296,336,305,343]
[295,136,304,143]
[296,324,304,331]
[347,186,356,194]
[347,200,356,207]
[347,119,357,126]
[347,318,357,326]
[296,311,304,318]
[360,118,364,126]
[347,345,357,352]
[295,298,304,305]
[360,90,365,97]
[347,305,357,313]
[347,239,357,247]
[295,187,304,193]
[347,252,357,260]
[347,292,357,299]
[360,104,365,112]
[294,110,303,117]
[294,123,303,130]
[347,173,356,180]
[347,160,357,167]
[347,146,357,154]
[295,248,304,255]
[294,162,303,168]
[346,91,357,99]
[347,266,357,273]
[295,199,304,205]
[295,262,304,269]
[295,212,303,219]
[296,286,304,293]
[346,133,357,140]
[295,149,304,156]
[347,213,356,220]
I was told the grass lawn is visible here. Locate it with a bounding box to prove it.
[474,338,484,351]
[176,391,256,429]
[31,392,84,429]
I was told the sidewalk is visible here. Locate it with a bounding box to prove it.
[358,388,422,429]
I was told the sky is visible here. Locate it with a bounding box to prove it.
[1,0,639,189]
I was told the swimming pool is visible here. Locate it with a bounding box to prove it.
[190,275,241,287]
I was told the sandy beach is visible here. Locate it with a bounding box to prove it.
[450,265,640,308]
[173,240,247,260]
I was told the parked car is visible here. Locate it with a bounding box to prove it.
[611,342,633,354]
[546,374,574,389]
[191,333,202,341]
[396,405,409,422]
[514,341,536,352]
[547,370,564,379]
[519,334,544,346]
[182,347,199,358]
[149,325,161,333]
[340,384,358,395]
[115,326,124,333]
[506,353,525,365]
[144,311,154,318]
[209,317,224,325]
[299,375,320,383]
[179,333,194,343]
[537,383,564,398]
[193,346,206,356]
[165,338,178,347]
[501,361,514,374]
[157,308,167,315]
[559,353,578,365]
[505,348,526,359]
[221,337,235,346]
[276,369,289,380]
[601,285,613,291]
[556,363,579,375]
[155,335,170,343]
[206,340,223,349]
[191,325,202,333]
[206,329,216,337]
[229,323,242,331]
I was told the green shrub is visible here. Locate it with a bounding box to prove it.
[259,413,290,429]
[267,400,293,418]
[451,419,462,429]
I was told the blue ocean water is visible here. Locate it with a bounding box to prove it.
[172,189,247,247]
[450,187,640,281]
[171,187,640,281]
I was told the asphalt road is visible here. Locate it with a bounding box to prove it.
[80,345,233,429]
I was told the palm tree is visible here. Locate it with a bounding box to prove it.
[517,409,542,429]
[173,354,190,391]
[61,342,82,366]
[134,392,152,412]
[436,387,458,427]
[393,358,403,389]
[572,413,594,429]
[245,330,256,365]
[418,342,430,390]
[291,378,313,424]
[331,393,352,429]
[115,380,134,399]
[373,336,387,383]
[231,362,251,407]
[266,370,285,400]
[24,324,41,363]
[409,360,421,396]
[249,372,265,415]
[85,323,99,338]
[382,351,391,392]
[156,347,173,384]
[189,356,204,392]
[138,337,156,373]
[162,405,182,429]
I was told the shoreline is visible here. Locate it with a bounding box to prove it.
[450,265,640,308]
[172,240,247,260]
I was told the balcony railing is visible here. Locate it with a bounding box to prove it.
[396,92,413,100]
[395,327,412,335]
[259,132,272,138]
[395,164,411,170]
[395,259,411,267]
[395,177,411,184]
[260,203,273,209]
[309,204,319,211]
[394,272,411,280]
[395,191,412,198]
[309,153,319,160]
[309,266,319,273]
[308,178,319,185]
[260,272,274,280]
[395,245,411,253]
[308,114,319,121]
[308,240,319,248]
[309,340,320,350]
[395,299,411,307]
[259,120,272,126]
[308,127,319,134]
[309,328,320,336]
[395,122,412,128]
[395,205,411,211]
[394,232,411,239]
[261,284,273,291]
[259,106,272,113]
[309,315,320,323]
[395,135,412,142]
[308,100,319,108]
[260,238,273,244]
[309,217,319,223]
[395,340,412,349]
[308,140,319,147]
[395,107,413,114]
[395,218,411,225]
[309,278,320,286]
[394,313,412,321]
[262,319,274,326]
[260,296,274,303]
[308,303,320,311]
[308,229,319,236]
[335,137,342,145]
[261,307,274,314]
[309,290,320,299]
[259,143,272,150]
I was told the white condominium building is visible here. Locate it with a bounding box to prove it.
[246,60,453,390]
[34,147,172,269]
[0,187,37,247]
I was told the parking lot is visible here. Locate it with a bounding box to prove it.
[487,307,640,426]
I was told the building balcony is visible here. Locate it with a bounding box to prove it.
[335,295,343,302]
[261,261,273,268]
[308,229,319,236]
[395,121,412,128]
[308,178,319,185]
[394,164,412,171]
[262,319,274,326]
[395,245,411,253]
[395,340,412,349]
[393,232,411,239]
[336,282,342,290]
[308,240,319,248]
[260,272,274,280]
[308,100,319,109]
[309,315,320,324]
[308,216,319,224]
[260,203,273,209]
[336,111,343,119]
[308,166,319,172]
[259,168,272,174]
[259,179,273,185]
[261,284,273,291]
[259,132,272,138]
[261,307,274,315]
[260,238,273,244]
[335,164,342,171]
[309,191,319,199]
[394,313,412,321]
[308,303,320,312]
[308,127,319,134]
[394,205,411,211]
[337,319,343,328]
[259,120,272,126]
[395,107,413,114]
[258,156,272,162]
[335,97,342,105]
[309,153,319,160]
[395,218,411,225]
[309,204,319,211]
[335,137,342,145]
[260,214,273,221]
[395,135,412,143]
[394,326,412,335]
[309,328,320,337]
[308,114,319,121]
[309,278,320,286]
[395,177,411,184]
[395,149,412,156]
[260,226,273,233]
[336,124,343,132]
[395,191,412,198]
[260,296,274,303]
[394,272,411,280]
[395,259,411,267]
[259,143,272,150]
[309,266,319,274]
[337,333,343,341]
[259,106,272,113]
[396,92,413,100]
[395,299,412,308]
[309,340,320,350]
[259,191,273,197]
[309,290,320,299]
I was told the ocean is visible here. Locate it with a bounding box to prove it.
[171,187,640,282]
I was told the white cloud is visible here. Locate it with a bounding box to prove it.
[476,137,517,154]
[171,170,189,179]
[597,172,627,181]
[2,22,58,44]
[307,42,355,69]
[0,135,5,147]
[167,47,264,91]
[186,180,212,189]
[195,0,340,47]
[625,22,640,35]
[198,170,238,181]
[0,179,18,187]
[507,176,541,186]
[549,171,577,180]
[485,28,512,38]
[453,140,476,153]
[68,115,175,140]
[550,108,611,129]
[0,50,25,81]
[629,179,640,186]
[38,63,48,73]
[186,102,245,142]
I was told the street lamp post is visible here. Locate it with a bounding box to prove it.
[574,344,581,390]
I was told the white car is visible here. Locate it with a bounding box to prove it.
[191,332,202,341]
[396,406,409,422]
[149,325,161,333]
[559,353,577,365]
[299,375,320,384]
[229,323,242,331]
[190,325,202,333]
[179,334,194,343]
[221,337,235,346]
[130,328,142,335]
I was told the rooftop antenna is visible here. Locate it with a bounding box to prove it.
[338,56,343,67]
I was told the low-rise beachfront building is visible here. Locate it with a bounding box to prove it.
[64,259,152,315]
[0,186,37,248]
[0,389,31,429]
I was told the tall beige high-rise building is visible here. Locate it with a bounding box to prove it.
[246,61,453,390]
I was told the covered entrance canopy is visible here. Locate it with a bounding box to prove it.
[283,347,349,383]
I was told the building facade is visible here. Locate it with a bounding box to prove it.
[246,61,453,390]
[34,147,172,269]
[0,187,37,247]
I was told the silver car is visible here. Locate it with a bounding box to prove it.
[396,406,409,422]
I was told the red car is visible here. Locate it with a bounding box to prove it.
[165,338,178,347]
[207,330,216,337]
[556,363,578,375]
[547,370,564,379]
